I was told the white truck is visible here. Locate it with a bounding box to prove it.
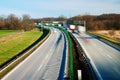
[69,25,76,32]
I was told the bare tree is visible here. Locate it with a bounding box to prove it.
[3,14,21,30]
[22,14,35,31]
[0,17,5,29]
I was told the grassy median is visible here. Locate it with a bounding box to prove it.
[0,30,43,66]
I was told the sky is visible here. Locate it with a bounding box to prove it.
[0,0,120,18]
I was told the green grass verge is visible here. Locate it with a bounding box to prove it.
[53,26,74,80]
[0,28,50,79]
[0,30,20,38]
[88,32,120,44]
[0,30,43,66]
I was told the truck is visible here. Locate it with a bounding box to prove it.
[66,20,76,32]
[69,25,76,32]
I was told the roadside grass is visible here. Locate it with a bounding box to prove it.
[0,30,43,66]
[0,30,20,38]
[88,31,120,44]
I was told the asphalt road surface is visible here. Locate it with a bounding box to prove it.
[73,32,120,80]
[2,28,68,80]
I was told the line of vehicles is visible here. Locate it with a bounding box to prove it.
[35,20,86,33]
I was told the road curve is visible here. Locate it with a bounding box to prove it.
[2,27,68,80]
[73,32,120,80]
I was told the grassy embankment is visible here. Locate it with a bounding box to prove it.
[0,30,21,38]
[0,30,43,66]
[88,31,120,45]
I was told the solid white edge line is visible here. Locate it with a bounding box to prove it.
[78,70,82,80]
[73,34,103,80]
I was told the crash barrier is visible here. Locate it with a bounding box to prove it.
[70,33,100,80]
[53,26,74,80]
[0,28,51,79]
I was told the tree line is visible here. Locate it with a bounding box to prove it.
[0,14,35,31]
[71,14,120,30]
[0,14,120,30]
[33,14,120,30]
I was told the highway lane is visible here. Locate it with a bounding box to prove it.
[73,32,120,80]
[2,28,68,80]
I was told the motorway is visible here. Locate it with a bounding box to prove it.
[2,28,68,80]
[73,32,120,80]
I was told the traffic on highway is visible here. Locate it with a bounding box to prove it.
[1,23,120,80]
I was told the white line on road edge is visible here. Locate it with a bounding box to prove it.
[1,29,51,80]
[107,54,112,59]
[78,70,82,80]
[73,34,103,80]
[37,53,51,71]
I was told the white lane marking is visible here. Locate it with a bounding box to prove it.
[1,48,42,80]
[73,33,103,80]
[2,29,54,80]
[107,54,112,59]
[78,70,82,80]
[37,29,60,72]
[37,54,50,71]
[37,65,43,71]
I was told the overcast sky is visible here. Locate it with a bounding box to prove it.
[0,0,120,18]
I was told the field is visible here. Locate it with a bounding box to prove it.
[90,30,120,44]
[0,30,43,65]
[0,30,21,38]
